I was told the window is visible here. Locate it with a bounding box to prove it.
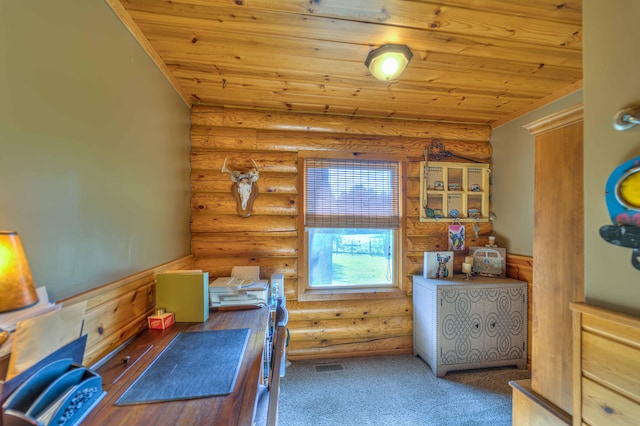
[303,157,401,292]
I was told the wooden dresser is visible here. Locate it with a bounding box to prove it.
[413,275,528,377]
[571,302,640,425]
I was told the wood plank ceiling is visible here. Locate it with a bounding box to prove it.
[108,0,582,127]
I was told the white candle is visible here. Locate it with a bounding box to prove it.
[464,256,474,264]
[462,262,472,274]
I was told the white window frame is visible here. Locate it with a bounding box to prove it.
[298,153,405,301]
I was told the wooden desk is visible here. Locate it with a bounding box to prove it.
[82,307,270,426]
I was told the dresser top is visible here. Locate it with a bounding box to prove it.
[413,274,526,287]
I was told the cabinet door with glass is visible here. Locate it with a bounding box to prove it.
[419,161,490,222]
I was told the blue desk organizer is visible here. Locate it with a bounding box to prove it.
[0,336,105,426]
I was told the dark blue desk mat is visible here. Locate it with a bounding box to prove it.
[116,328,251,405]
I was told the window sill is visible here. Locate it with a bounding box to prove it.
[297,286,406,302]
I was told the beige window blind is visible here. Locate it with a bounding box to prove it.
[304,158,400,229]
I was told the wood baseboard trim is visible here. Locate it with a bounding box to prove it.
[287,348,413,361]
[510,379,572,425]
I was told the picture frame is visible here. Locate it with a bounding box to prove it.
[448,224,465,251]
[469,246,506,278]
[423,251,454,279]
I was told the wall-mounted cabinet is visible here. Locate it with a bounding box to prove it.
[420,161,490,222]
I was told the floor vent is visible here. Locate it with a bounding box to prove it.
[314,363,345,372]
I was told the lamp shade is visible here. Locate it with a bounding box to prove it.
[365,44,413,81]
[0,231,39,313]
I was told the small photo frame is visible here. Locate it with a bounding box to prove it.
[423,251,454,279]
[448,224,465,251]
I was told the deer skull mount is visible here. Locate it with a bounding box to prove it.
[221,158,259,217]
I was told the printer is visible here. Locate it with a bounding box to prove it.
[209,266,269,308]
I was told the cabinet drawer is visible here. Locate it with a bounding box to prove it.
[582,377,640,425]
[582,331,640,400]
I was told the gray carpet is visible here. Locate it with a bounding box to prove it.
[278,354,530,426]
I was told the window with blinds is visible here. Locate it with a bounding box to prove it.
[304,158,400,229]
[303,158,401,288]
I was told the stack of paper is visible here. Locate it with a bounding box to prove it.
[0,287,58,333]
[4,301,86,380]
[209,279,269,307]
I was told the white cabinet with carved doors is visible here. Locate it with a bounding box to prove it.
[413,275,527,377]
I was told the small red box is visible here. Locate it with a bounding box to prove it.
[147,312,175,330]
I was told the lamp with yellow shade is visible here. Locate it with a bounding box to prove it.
[0,231,39,313]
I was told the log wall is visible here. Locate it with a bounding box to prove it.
[190,105,493,359]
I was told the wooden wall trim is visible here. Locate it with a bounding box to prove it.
[59,255,194,366]
[511,379,572,426]
[507,253,533,368]
[523,103,583,136]
[529,114,583,414]
[491,80,582,129]
[507,254,534,282]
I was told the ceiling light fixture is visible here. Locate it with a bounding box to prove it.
[365,44,413,81]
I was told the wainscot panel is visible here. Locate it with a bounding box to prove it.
[59,255,194,366]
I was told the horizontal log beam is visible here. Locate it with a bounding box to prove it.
[191,106,492,142]
[190,214,297,233]
[191,150,298,173]
[287,298,411,321]
[192,193,297,216]
[193,257,297,279]
[192,235,297,258]
[287,336,412,360]
[289,316,412,341]
[191,176,297,197]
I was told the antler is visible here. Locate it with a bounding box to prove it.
[221,157,231,174]
[221,157,240,182]
[249,159,259,181]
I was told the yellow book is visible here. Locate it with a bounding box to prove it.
[156,270,209,322]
